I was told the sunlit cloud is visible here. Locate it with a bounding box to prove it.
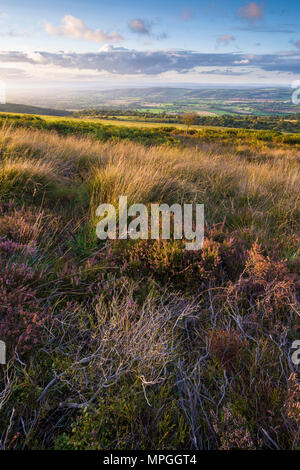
[128,17,167,40]
[236,2,264,24]
[217,34,236,46]
[45,15,123,43]
[294,40,300,49]
[181,8,194,21]
[128,18,151,35]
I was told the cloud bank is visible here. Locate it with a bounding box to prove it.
[1,47,300,84]
[1,47,300,74]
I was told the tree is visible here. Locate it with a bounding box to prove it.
[181,112,198,135]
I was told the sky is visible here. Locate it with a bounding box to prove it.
[0,0,300,89]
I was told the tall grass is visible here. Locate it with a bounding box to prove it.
[2,124,298,253]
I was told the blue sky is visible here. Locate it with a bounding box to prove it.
[0,0,300,87]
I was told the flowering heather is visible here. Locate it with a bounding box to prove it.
[284,373,300,425]
[211,405,261,450]
[227,243,300,326]
[0,260,48,354]
[121,225,250,289]
[0,238,36,257]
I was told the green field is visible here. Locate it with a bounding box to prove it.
[9,86,300,116]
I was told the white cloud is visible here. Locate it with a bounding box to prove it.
[294,40,300,50]
[128,18,167,40]
[45,15,123,43]
[236,2,264,24]
[128,18,151,34]
[25,51,47,64]
[217,34,235,46]
[234,59,250,64]
[181,8,194,21]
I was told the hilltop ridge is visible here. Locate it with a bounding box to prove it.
[0,102,71,117]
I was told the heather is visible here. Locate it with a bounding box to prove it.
[0,123,299,450]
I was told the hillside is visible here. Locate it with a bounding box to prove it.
[0,116,299,450]
[0,102,71,117]
[1,112,300,146]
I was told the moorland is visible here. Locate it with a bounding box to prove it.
[0,112,299,450]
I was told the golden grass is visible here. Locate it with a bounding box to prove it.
[0,124,299,254]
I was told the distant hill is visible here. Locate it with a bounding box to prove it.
[0,102,72,117]
[4,87,300,115]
